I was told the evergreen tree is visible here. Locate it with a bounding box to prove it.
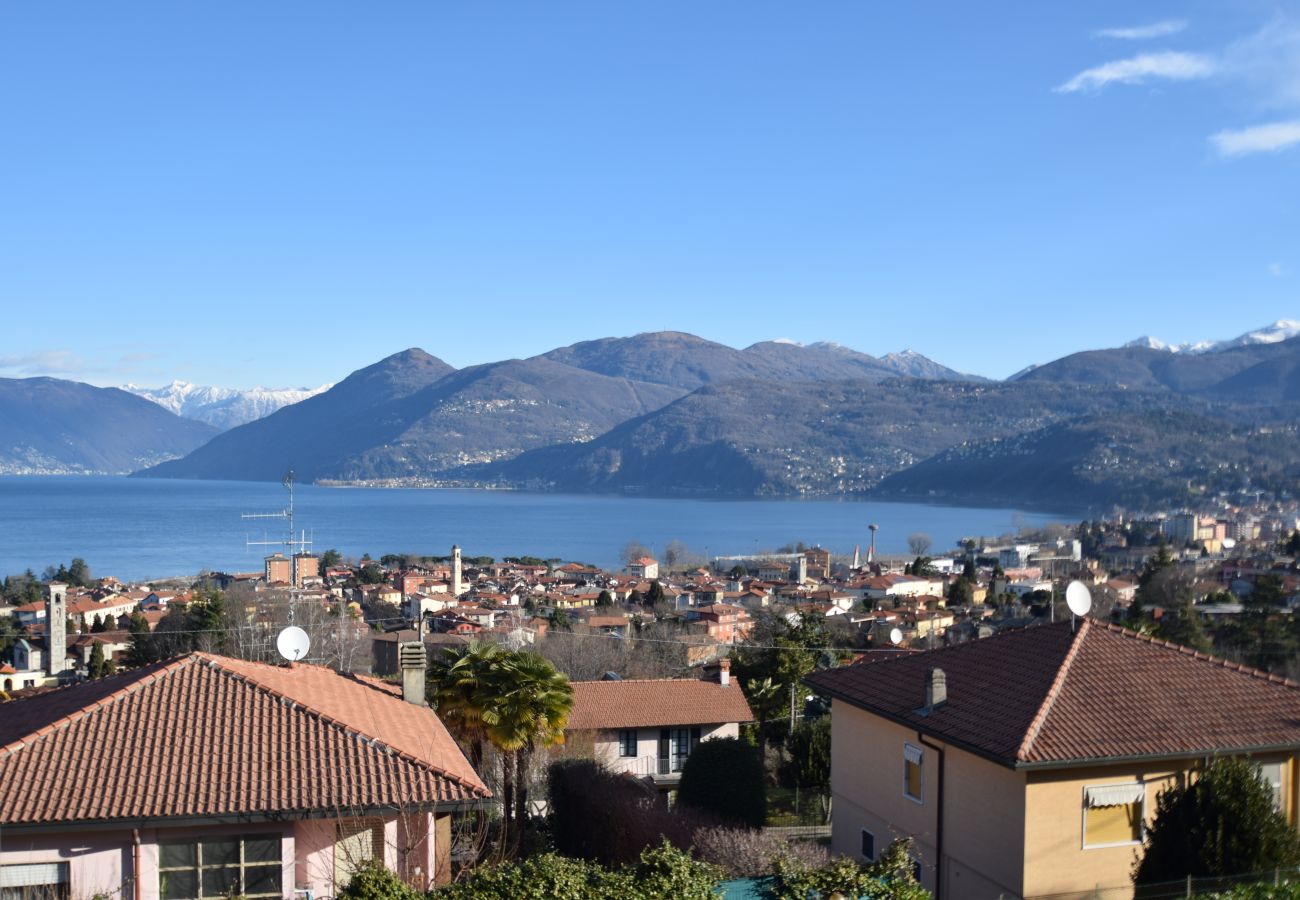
[677,737,766,828]
[595,590,613,608]
[89,641,107,679]
[1153,599,1211,653]
[1130,541,1175,625]
[1134,757,1300,886]
[646,581,665,607]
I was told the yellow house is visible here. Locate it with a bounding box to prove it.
[805,619,1300,900]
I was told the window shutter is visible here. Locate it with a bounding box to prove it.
[1,864,68,888]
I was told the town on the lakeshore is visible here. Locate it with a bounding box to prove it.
[6,500,1300,899]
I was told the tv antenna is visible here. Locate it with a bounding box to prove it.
[276,625,311,662]
[244,470,314,590]
[1065,580,1092,632]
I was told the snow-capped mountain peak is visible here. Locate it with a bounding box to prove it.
[124,381,331,430]
[1215,319,1300,351]
[1124,319,1300,355]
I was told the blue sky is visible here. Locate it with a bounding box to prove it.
[1,1,1297,388]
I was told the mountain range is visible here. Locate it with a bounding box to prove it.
[124,381,332,430]
[7,320,1300,510]
[0,378,216,475]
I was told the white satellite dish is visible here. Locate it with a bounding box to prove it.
[889,627,904,646]
[1065,581,1092,618]
[276,625,311,662]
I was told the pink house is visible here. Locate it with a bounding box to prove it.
[0,651,489,900]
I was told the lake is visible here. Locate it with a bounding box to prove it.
[0,477,1072,582]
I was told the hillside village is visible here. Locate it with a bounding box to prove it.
[6,504,1300,898]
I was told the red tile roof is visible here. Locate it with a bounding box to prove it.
[805,619,1300,769]
[0,653,489,826]
[567,679,754,730]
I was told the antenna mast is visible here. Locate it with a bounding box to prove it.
[242,469,313,621]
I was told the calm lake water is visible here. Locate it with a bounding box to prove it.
[0,477,1071,582]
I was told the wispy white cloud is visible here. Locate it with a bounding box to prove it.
[1270,263,1291,278]
[1221,17,1300,110]
[1095,20,1188,41]
[1210,119,1300,156]
[0,348,165,382]
[0,349,87,376]
[1055,51,1216,93]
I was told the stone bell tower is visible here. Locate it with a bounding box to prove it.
[47,582,68,677]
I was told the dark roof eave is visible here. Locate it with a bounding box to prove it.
[1014,742,1300,772]
[0,798,493,835]
[809,675,1300,773]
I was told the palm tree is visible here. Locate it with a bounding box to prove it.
[427,640,505,768]
[481,651,574,838]
[745,676,783,760]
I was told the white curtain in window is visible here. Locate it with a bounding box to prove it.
[904,744,923,765]
[1085,784,1145,808]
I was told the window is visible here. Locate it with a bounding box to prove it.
[619,729,637,758]
[904,744,923,802]
[158,836,282,900]
[659,727,703,773]
[860,829,875,861]
[335,821,383,888]
[1260,762,1285,813]
[1,864,69,900]
[1083,783,1145,848]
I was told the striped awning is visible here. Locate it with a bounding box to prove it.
[1085,783,1145,808]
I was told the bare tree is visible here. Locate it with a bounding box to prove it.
[619,540,651,566]
[907,532,933,557]
[535,631,629,681]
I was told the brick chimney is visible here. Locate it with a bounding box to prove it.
[47,582,67,678]
[399,641,427,706]
[719,657,731,688]
[925,667,947,711]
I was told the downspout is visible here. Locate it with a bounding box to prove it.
[915,733,946,894]
[132,829,142,900]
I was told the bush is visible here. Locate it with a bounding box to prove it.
[677,737,766,828]
[767,837,929,900]
[1135,757,1300,887]
[430,841,720,900]
[547,759,708,865]
[692,826,829,878]
[338,860,421,900]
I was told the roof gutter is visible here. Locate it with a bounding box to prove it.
[0,800,494,836]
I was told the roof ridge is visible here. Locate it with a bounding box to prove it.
[1095,620,1300,690]
[572,677,724,685]
[1016,618,1091,762]
[0,656,199,757]
[197,655,487,797]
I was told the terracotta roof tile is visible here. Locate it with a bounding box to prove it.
[805,619,1300,768]
[567,679,753,730]
[0,653,488,826]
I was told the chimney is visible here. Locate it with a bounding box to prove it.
[719,657,731,688]
[925,667,947,711]
[399,641,427,706]
[452,545,463,598]
[47,582,67,678]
